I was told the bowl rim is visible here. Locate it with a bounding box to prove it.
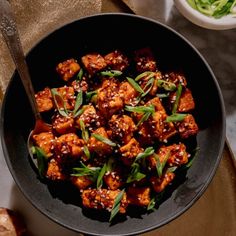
[0,12,226,236]
[174,0,236,30]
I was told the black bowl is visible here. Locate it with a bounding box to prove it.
[0,13,225,236]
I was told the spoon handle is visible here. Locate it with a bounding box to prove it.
[0,0,41,120]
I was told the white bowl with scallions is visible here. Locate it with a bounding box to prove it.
[174,0,236,30]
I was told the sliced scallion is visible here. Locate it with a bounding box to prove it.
[91,134,116,147]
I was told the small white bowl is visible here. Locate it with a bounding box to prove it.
[174,0,236,30]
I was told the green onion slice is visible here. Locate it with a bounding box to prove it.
[126,163,146,183]
[96,163,107,189]
[155,151,170,178]
[135,71,155,81]
[100,70,123,77]
[172,84,183,114]
[77,68,83,81]
[135,147,155,162]
[91,133,116,147]
[125,104,155,114]
[109,189,125,222]
[79,120,89,142]
[157,79,176,91]
[73,90,83,115]
[126,77,144,93]
[166,113,187,122]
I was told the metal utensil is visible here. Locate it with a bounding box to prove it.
[0,0,51,162]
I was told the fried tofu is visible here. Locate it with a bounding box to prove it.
[56,58,81,81]
[52,114,75,135]
[150,172,175,193]
[127,186,151,207]
[104,169,124,190]
[75,105,104,131]
[81,189,128,213]
[32,131,55,157]
[97,79,123,118]
[104,50,129,71]
[88,127,113,156]
[146,97,166,114]
[81,53,107,75]
[151,111,177,142]
[119,81,139,105]
[35,87,53,112]
[109,114,137,144]
[71,79,88,93]
[55,133,85,159]
[46,158,66,181]
[170,88,195,113]
[134,47,157,72]
[148,143,189,168]
[71,176,93,190]
[164,72,187,87]
[54,86,75,110]
[119,138,143,166]
[176,114,199,139]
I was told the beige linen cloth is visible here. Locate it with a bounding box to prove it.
[0,0,102,99]
[0,0,236,235]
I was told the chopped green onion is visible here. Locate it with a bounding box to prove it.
[137,112,152,126]
[155,151,170,178]
[147,197,156,211]
[96,163,107,189]
[126,163,146,183]
[157,79,176,91]
[31,146,47,179]
[185,147,200,168]
[172,84,183,114]
[73,90,83,115]
[109,189,125,222]
[51,88,69,117]
[126,77,144,93]
[156,93,169,98]
[135,71,155,81]
[166,166,178,173]
[71,162,101,182]
[83,145,91,159]
[166,113,187,122]
[141,78,155,97]
[91,134,116,147]
[77,68,83,81]
[100,70,123,77]
[79,120,89,142]
[135,147,155,162]
[73,107,84,118]
[85,90,97,103]
[125,104,155,114]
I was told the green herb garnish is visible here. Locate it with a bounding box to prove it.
[79,120,89,142]
[187,0,236,19]
[185,147,200,168]
[31,146,47,179]
[156,93,169,98]
[126,77,144,93]
[91,134,116,147]
[134,147,155,162]
[85,90,97,103]
[147,197,156,211]
[73,90,83,115]
[125,104,155,114]
[157,79,176,91]
[155,151,170,178]
[166,113,188,122]
[96,163,107,189]
[135,71,155,81]
[126,163,146,183]
[71,162,101,182]
[172,84,183,114]
[109,189,125,222]
[83,145,91,159]
[141,78,155,97]
[100,70,123,77]
[77,68,83,81]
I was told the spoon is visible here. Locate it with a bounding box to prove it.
[0,0,51,163]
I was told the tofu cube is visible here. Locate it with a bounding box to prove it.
[127,187,151,207]
[104,50,129,71]
[119,81,139,105]
[56,58,81,81]
[35,87,53,112]
[52,114,75,135]
[46,158,66,181]
[71,176,93,190]
[81,53,107,75]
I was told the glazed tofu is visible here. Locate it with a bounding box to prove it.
[146,97,166,114]
[75,105,104,131]
[104,168,124,190]
[164,72,187,87]
[81,189,128,213]
[52,114,75,135]
[55,133,85,159]
[151,111,177,142]
[97,79,123,118]
[109,114,137,144]
[169,88,195,113]
[46,158,66,181]
[35,87,53,112]
[148,143,189,169]
[71,79,88,93]
[119,138,143,166]
[104,50,129,71]
[137,122,155,146]
[56,58,81,81]
[176,114,199,139]
[127,187,151,207]
[134,47,157,72]
[81,53,107,75]
[71,176,93,190]
[119,81,139,105]
[88,127,113,156]
[150,172,175,193]
[54,86,75,110]
[32,131,55,157]
[139,71,162,96]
